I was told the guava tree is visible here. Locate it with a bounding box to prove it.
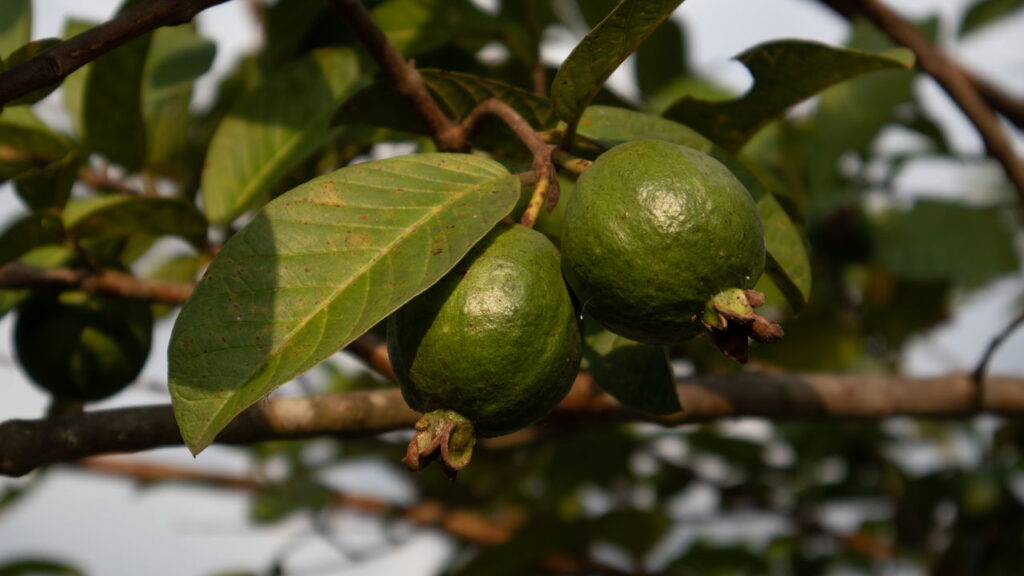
[1,0,1024,573]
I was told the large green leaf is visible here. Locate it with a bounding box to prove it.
[582,319,680,415]
[869,199,1017,286]
[0,0,30,59]
[335,69,556,133]
[200,48,361,225]
[63,195,208,246]
[635,15,688,100]
[142,25,216,176]
[61,19,97,139]
[551,0,683,131]
[169,153,520,454]
[0,107,73,180]
[576,106,812,310]
[13,150,78,211]
[372,0,504,56]
[576,105,712,150]
[960,0,1024,36]
[663,40,913,152]
[82,1,152,171]
[0,212,65,266]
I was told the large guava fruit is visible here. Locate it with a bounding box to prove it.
[14,291,153,402]
[560,139,781,360]
[388,222,581,473]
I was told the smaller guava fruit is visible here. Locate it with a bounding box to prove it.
[14,291,153,402]
[388,222,582,474]
[560,139,782,360]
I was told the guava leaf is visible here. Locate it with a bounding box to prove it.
[0,212,65,266]
[576,105,712,151]
[13,150,78,211]
[582,319,680,415]
[870,199,1017,286]
[0,0,30,60]
[0,107,74,180]
[635,15,688,99]
[63,195,208,247]
[169,153,520,454]
[335,69,556,133]
[0,558,85,576]
[201,48,361,225]
[60,19,97,139]
[551,0,684,129]
[960,0,1024,36]
[758,189,812,311]
[575,106,812,310]
[142,25,216,176]
[81,1,152,171]
[372,0,504,56]
[663,40,914,152]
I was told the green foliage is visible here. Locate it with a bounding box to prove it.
[1,1,1022,574]
[169,154,520,453]
[581,318,680,415]
[0,0,30,60]
[869,199,1017,286]
[551,0,684,130]
[664,40,913,152]
[960,0,1024,36]
[201,48,362,225]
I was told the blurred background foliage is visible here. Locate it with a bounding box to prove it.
[1,0,1023,574]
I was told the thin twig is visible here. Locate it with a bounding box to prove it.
[457,98,558,226]
[832,0,1024,212]
[327,0,461,151]
[0,262,193,305]
[552,148,592,175]
[77,457,517,546]
[0,0,229,106]
[972,308,1024,410]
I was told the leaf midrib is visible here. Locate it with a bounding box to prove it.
[195,168,512,440]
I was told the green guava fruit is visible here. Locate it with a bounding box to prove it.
[561,139,779,357]
[14,291,153,401]
[388,222,582,472]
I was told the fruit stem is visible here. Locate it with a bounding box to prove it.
[403,410,477,478]
[551,149,592,175]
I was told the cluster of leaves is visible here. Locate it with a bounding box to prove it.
[1,0,1023,574]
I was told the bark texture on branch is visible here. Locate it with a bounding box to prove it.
[0,0,229,106]
[3,373,1023,477]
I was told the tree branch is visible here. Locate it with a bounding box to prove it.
[0,0,229,107]
[819,0,1024,209]
[4,372,1024,477]
[327,0,461,151]
[0,262,194,305]
[456,98,558,226]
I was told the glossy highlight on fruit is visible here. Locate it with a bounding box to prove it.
[388,223,582,439]
[14,291,153,401]
[561,139,765,344]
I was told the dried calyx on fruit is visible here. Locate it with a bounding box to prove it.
[560,139,782,362]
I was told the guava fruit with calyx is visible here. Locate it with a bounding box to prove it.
[560,139,782,361]
[388,222,582,474]
[14,291,153,402]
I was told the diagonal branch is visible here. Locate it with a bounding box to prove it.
[327,0,461,151]
[820,0,1024,210]
[4,372,1024,477]
[817,0,1024,129]
[0,0,229,107]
